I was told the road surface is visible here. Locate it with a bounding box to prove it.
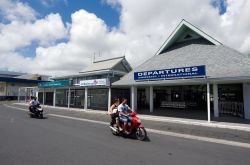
[0,104,249,165]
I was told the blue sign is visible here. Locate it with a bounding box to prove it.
[38,80,70,88]
[134,65,206,81]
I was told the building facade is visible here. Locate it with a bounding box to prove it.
[0,71,49,101]
[113,20,250,121]
[38,56,132,110]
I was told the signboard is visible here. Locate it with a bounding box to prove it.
[38,80,70,88]
[134,65,206,81]
[79,78,109,87]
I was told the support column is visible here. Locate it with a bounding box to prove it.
[42,88,45,105]
[150,86,154,113]
[35,89,38,98]
[68,88,71,109]
[108,87,111,108]
[24,88,27,103]
[18,88,20,102]
[53,88,56,107]
[243,83,250,119]
[207,82,211,122]
[213,83,219,117]
[84,87,88,110]
[131,86,137,111]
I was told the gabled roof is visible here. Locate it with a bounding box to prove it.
[155,19,222,55]
[113,44,250,86]
[52,56,132,80]
[80,56,132,74]
[113,19,250,86]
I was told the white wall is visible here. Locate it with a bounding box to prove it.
[243,83,250,119]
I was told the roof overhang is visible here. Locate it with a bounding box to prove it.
[112,76,250,87]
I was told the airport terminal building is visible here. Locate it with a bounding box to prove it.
[113,20,250,121]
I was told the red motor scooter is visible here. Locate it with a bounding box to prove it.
[109,111,147,141]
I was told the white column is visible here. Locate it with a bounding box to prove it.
[35,90,38,98]
[207,82,211,122]
[150,86,154,113]
[68,88,70,109]
[18,88,20,102]
[42,88,45,105]
[134,86,137,111]
[84,87,88,110]
[243,83,250,119]
[131,86,137,111]
[53,88,56,107]
[108,87,111,108]
[24,88,27,102]
[213,83,219,117]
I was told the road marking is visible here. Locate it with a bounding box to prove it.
[3,104,250,149]
[48,114,108,125]
[4,104,27,112]
[146,128,250,149]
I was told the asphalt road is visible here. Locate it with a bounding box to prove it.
[0,105,249,165]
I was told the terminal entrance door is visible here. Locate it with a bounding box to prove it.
[87,89,108,110]
[218,84,244,118]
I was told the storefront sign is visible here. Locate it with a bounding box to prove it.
[38,80,70,88]
[79,78,109,87]
[134,65,206,81]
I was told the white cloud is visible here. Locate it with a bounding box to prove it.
[41,0,68,7]
[0,13,67,52]
[1,0,250,76]
[0,0,37,22]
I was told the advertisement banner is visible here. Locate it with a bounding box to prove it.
[79,78,109,87]
[134,65,206,81]
[38,80,70,88]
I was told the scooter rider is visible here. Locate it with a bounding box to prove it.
[117,98,132,134]
[108,98,120,126]
[29,96,40,114]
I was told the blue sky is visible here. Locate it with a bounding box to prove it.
[26,0,120,27]
[17,0,120,57]
[211,0,227,15]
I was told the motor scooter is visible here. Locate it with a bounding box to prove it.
[29,104,43,119]
[109,111,147,141]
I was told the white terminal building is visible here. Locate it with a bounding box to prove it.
[36,20,250,122]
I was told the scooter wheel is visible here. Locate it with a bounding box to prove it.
[135,128,147,141]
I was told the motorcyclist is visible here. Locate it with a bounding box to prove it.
[29,96,40,114]
[117,98,133,134]
[108,98,120,126]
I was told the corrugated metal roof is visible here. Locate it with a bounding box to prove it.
[52,56,132,80]
[0,77,48,84]
[0,70,25,77]
[113,44,250,86]
[80,56,126,73]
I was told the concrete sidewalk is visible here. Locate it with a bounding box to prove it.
[14,102,250,132]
